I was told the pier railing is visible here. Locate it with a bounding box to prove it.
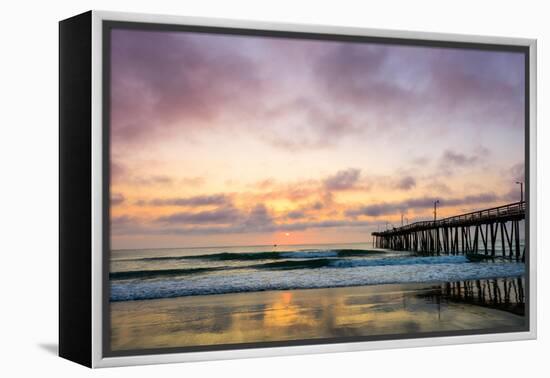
[373,201,525,236]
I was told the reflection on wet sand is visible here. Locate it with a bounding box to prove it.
[424,277,525,315]
[111,277,525,351]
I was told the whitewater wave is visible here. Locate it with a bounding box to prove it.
[111,255,474,281]
[110,267,224,280]
[110,260,525,301]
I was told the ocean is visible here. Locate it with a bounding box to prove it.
[109,242,526,302]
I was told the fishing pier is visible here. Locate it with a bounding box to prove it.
[372,201,526,260]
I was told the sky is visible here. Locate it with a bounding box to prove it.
[109,28,525,250]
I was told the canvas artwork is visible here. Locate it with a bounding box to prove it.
[106,25,528,355]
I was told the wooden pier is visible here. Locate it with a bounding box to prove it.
[372,201,526,260]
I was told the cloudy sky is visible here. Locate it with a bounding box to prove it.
[109,28,525,250]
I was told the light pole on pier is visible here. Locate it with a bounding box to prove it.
[516,181,524,202]
[433,200,440,221]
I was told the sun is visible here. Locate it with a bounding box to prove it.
[285,232,290,237]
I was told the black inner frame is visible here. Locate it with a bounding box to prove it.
[102,20,531,358]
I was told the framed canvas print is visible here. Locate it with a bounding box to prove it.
[59,10,537,368]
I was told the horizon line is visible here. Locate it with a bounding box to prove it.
[111,240,372,252]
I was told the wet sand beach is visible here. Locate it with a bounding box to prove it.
[111,277,525,352]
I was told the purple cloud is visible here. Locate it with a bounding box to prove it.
[137,194,229,207]
[111,30,524,151]
[112,216,373,237]
[323,168,361,191]
[111,30,265,143]
[242,204,274,228]
[315,43,524,135]
[111,192,125,206]
[156,206,241,224]
[442,150,479,167]
[286,210,306,220]
[346,192,501,217]
[395,176,416,190]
